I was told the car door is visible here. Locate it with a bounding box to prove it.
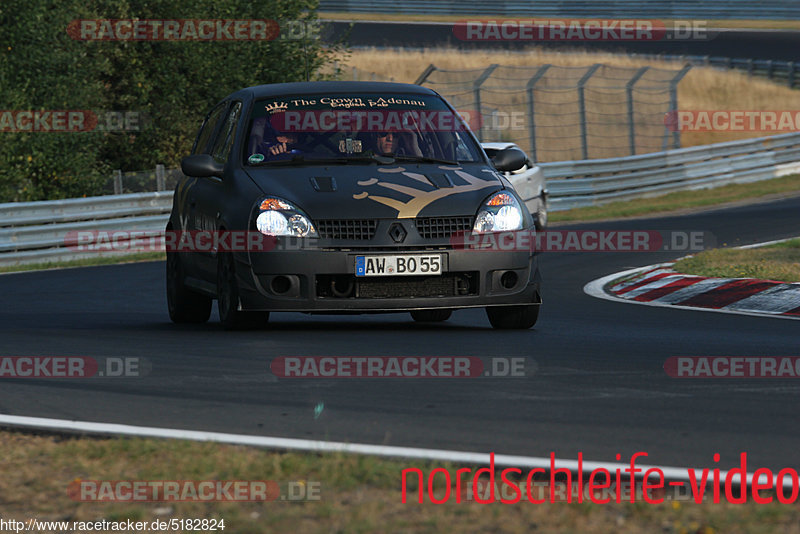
[189,100,243,283]
[180,101,230,283]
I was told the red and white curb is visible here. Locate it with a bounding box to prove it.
[584,243,800,320]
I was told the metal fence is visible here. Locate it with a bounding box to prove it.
[2,133,799,267]
[319,0,800,19]
[99,165,184,195]
[634,54,799,89]
[417,63,691,162]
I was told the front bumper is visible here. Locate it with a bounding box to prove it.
[235,243,541,313]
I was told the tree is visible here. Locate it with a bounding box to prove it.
[0,0,341,201]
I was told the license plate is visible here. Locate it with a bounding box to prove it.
[355,254,444,277]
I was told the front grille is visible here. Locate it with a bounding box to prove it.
[316,219,378,240]
[316,272,479,299]
[414,216,474,239]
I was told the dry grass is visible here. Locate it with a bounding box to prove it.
[338,47,800,151]
[2,430,800,533]
[673,238,800,283]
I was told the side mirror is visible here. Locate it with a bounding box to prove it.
[181,154,224,178]
[491,147,527,172]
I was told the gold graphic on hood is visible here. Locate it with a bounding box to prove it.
[353,169,498,218]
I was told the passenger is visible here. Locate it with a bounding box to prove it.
[373,131,423,157]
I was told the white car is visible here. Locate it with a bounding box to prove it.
[482,142,548,230]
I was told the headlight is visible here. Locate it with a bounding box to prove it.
[472,191,524,233]
[255,197,318,237]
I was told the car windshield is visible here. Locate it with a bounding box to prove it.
[245,93,485,165]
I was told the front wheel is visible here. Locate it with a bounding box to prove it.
[410,309,453,322]
[166,250,212,324]
[486,304,540,329]
[217,252,269,330]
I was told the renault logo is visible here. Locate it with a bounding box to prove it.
[388,223,407,243]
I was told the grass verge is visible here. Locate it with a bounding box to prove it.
[2,430,800,533]
[673,238,800,283]
[0,252,165,274]
[549,174,800,223]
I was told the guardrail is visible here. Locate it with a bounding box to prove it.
[528,132,800,211]
[0,192,172,267]
[2,132,800,267]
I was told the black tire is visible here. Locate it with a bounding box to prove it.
[410,309,453,322]
[166,250,212,324]
[217,252,269,330]
[486,304,540,329]
[534,200,548,231]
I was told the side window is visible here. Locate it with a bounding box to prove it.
[454,133,473,161]
[211,102,242,163]
[191,102,228,155]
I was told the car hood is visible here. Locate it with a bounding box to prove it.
[244,163,504,219]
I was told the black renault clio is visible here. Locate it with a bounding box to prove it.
[167,81,542,329]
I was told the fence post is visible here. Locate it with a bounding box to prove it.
[473,64,498,142]
[747,58,754,77]
[665,64,692,150]
[788,62,795,89]
[113,170,122,195]
[414,64,438,85]
[626,66,649,156]
[155,164,165,192]
[352,66,357,81]
[577,64,601,160]
[525,64,551,162]
[767,60,773,79]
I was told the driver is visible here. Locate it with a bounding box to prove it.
[265,132,302,156]
[252,120,308,160]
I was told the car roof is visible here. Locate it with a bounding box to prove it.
[230,81,439,100]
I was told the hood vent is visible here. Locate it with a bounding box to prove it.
[425,173,454,189]
[310,176,337,192]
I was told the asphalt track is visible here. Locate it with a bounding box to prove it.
[1,196,799,472]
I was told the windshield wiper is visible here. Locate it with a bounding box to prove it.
[249,154,396,166]
[248,154,459,166]
[389,155,459,166]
